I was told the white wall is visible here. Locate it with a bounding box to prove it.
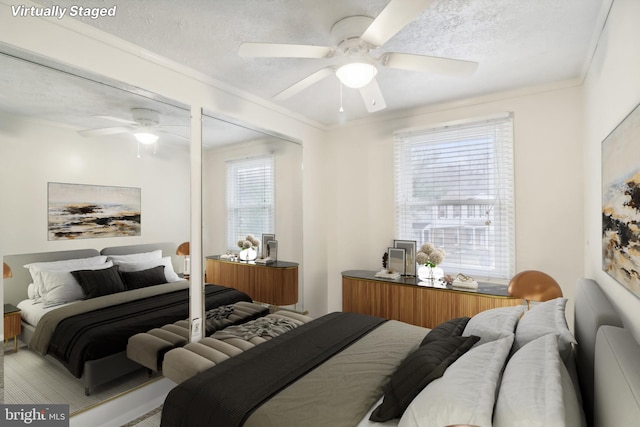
[0,114,191,257]
[325,84,585,324]
[583,0,640,341]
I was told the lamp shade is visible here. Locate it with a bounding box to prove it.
[336,62,377,89]
[176,242,190,256]
[3,262,12,279]
[508,270,563,307]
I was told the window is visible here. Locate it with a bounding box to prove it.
[226,156,274,250]
[394,114,515,282]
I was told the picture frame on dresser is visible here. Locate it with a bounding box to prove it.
[262,233,275,258]
[388,247,406,275]
[394,239,416,276]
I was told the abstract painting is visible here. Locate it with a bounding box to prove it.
[48,182,141,240]
[602,102,640,297]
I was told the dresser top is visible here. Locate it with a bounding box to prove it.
[207,255,298,269]
[341,270,513,298]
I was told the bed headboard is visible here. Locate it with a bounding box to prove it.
[100,242,180,272]
[594,325,640,426]
[575,278,637,427]
[3,249,101,306]
[3,242,180,306]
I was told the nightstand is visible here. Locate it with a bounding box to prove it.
[4,303,21,352]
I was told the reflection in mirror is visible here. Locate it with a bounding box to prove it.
[0,46,191,413]
[201,112,303,312]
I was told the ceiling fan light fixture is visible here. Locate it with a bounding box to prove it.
[336,62,377,89]
[134,131,159,145]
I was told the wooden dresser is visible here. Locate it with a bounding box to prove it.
[206,256,298,306]
[342,270,521,328]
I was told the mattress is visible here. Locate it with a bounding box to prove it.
[17,298,78,327]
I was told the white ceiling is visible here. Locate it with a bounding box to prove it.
[4,0,606,129]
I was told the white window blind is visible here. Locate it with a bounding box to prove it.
[226,156,274,250]
[394,114,515,282]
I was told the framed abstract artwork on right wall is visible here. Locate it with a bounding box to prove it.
[602,101,640,298]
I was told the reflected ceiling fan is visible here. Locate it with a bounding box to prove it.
[239,0,478,113]
[77,108,187,144]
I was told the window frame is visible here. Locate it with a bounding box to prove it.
[393,113,515,282]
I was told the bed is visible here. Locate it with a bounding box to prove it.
[160,278,640,427]
[3,242,252,395]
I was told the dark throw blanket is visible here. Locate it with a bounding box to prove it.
[160,312,386,427]
[48,284,250,377]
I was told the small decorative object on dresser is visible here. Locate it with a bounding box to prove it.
[394,240,417,276]
[387,247,406,275]
[237,234,260,261]
[416,242,446,284]
[261,233,275,259]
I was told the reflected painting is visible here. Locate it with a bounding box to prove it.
[48,182,141,240]
[602,102,640,297]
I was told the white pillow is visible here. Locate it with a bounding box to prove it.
[107,249,162,264]
[462,305,525,346]
[115,256,180,282]
[494,334,584,427]
[514,297,576,362]
[27,283,38,300]
[399,334,514,427]
[40,261,114,307]
[24,255,108,297]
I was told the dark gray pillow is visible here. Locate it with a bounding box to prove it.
[71,265,126,298]
[421,317,471,346]
[369,334,480,422]
[121,265,166,290]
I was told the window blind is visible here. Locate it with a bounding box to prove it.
[226,156,274,250]
[394,114,515,282]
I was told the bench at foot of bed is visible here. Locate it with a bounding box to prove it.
[163,311,313,384]
[126,301,269,372]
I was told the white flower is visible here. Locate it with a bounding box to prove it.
[416,242,445,266]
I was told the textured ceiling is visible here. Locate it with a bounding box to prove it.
[4,0,606,128]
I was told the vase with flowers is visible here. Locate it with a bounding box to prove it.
[415,243,446,284]
[237,234,261,261]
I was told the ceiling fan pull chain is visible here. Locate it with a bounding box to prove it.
[339,81,344,113]
[137,141,141,158]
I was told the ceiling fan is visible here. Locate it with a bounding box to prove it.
[77,108,187,144]
[239,0,478,113]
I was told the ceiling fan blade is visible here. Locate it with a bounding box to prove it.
[359,78,387,112]
[239,42,332,59]
[273,67,335,101]
[382,52,479,76]
[94,115,137,125]
[157,129,189,140]
[77,126,132,137]
[361,0,435,47]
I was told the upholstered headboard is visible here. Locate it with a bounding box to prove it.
[594,325,640,426]
[3,242,180,306]
[100,242,180,272]
[3,249,100,306]
[574,278,637,427]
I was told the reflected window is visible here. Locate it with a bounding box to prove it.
[226,156,275,250]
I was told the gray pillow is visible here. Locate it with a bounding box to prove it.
[399,334,514,427]
[121,265,167,290]
[421,317,470,346]
[462,305,525,345]
[494,334,585,427]
[71,265,126,298]
[370,335,480,422]
[514,297,576,362]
